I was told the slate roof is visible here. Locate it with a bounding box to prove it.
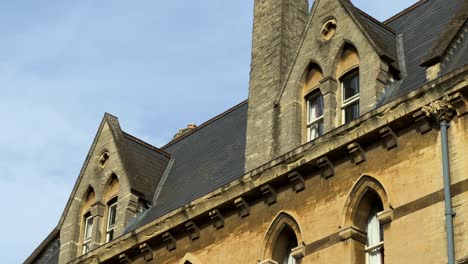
[130,101,248,229]
[127,0,467,232]
[27,0,468,262]
[341,0,398,63]
[122,132,171,201]
[382,0,465,102]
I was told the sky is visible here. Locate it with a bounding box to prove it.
[0,0,419,262]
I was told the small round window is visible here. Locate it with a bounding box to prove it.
[320,19,337,42]
[98,151,110,168]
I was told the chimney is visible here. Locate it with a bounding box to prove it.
[173,123,197,139]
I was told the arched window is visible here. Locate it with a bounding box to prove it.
[353,190,385,263]
[337,44,360,123]
[104,176,119,242]
[341,176,390,264]
[260,212,303,264]
[272,225,298,264]
[81,188,95,255]
[303,64,324,141]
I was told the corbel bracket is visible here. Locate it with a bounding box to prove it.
[118,253,131,264]
[317,157,334,178]
[260,185,277,205]
[450,92,468,117]
[379,126,398,150]
[288,171,305,193]
[347,142,366,165]
[139,243,154,262]
[234,198,250,218]
[209,209,225,229]
[162,232,176,251]
[185,221,200,241]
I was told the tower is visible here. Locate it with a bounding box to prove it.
[245,0,309,171]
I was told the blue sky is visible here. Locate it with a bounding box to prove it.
[0,0,419,262]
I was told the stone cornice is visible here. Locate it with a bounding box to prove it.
[70,65,468,264]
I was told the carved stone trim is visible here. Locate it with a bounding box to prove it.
[209,209,225,229]
[288,171,305,193]
[347,143,366,165]
[450,92,468,117]
[317,157,334,178]
[421,95,456,123]
[339,225,367,244]
[377,209,394,225]
[185,221,200,241]
[379,126,398,150]
[260,185,277,205]
[139,243,153,262]
[291,242,306,259]
[118,253,131,264]
[413,110,432,134]
[234,198,250,218]
[162,232,176,251]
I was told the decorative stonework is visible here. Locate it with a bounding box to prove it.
[288,171,305,193]
[118,253,131,264]
[291,243,306,259]
[320,19,337,41]
[260,185,277,205]
[139,243,153,262]
[209,209,225,229]
[234,198,250,218]
[98,151,110,168]
[377,209,394,225]
[162,232,176,251]
[185,221,200,241]
[317,157,334,178]
[421,95,456,123]
[339,225,366,244]
[379,126,398,150]
[347,143,366,165]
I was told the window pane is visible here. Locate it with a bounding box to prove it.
[108,204,117,227]
[84,217,93,241]
[106,229,114,242]
[343,71,359,100]
[367,204,383,264]
[344,102,359,123]
[308,121,323,141]
[307,93,324,123]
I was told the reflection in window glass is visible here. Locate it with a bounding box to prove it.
[341,70,360,123]
[306,92,324,141]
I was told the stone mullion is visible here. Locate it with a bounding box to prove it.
[320,77,338,132]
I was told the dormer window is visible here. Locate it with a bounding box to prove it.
[106,198,118,242]
[82,213,93,254]
[341,70,360,123]
[303,63,324,142]
[306,92,324,141]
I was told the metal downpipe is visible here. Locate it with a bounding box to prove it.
[440,119,455,264]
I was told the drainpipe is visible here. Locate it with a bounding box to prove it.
[440,119,455,264]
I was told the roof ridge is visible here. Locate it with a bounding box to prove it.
[162,99,248,149]
[384,0,430,25]
[356,7,396,34]
[123,132,171,158]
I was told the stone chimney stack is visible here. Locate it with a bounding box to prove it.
[173,123,197,140]
[245,0,309,172]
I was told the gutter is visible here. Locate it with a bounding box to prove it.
[440,119,456,264]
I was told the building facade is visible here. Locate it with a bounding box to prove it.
[26,0,468,263]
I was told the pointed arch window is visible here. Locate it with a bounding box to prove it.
[81,189,95,255]
[273,225,298,264]
[341,69,360,123]
[82,213,93,254]
[365,203,384,264]
[306,91,324,140]
[106,197,118,242]
[104,175,119,243]
[303,64,324,141]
